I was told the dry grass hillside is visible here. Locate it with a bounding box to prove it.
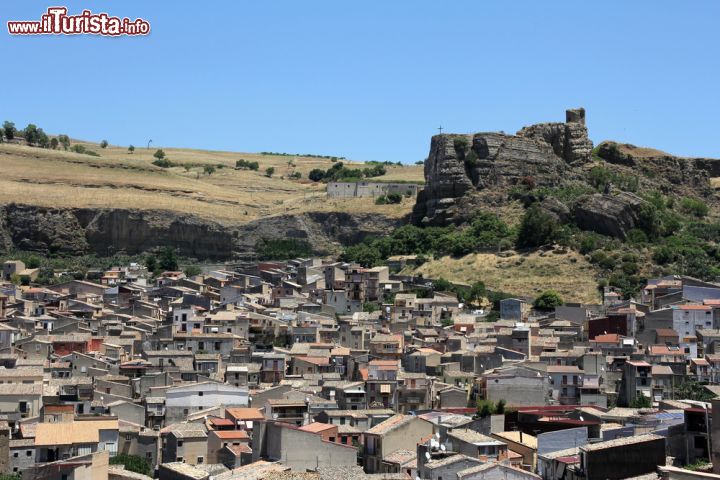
[411,249,601,304]
[0,141,423,224]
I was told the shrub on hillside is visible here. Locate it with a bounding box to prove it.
[256,238,312,260]
[236,159,259,171]
[152,158,173,168]
[2,121,16,140]
[516,204,557,248]
[679,197,709,218]
[534,290,563,310]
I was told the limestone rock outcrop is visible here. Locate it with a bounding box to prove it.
[413,108,593,226]
[572,192,645,239]
[517,108,593,165]
[0,204,401,260]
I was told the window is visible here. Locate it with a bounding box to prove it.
[177,440,184,447]
[12,452,17,458]
[198,392,204,397]
[197,456,204,464]
[177,457,184,462]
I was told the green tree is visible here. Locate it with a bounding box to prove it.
[158,246,178,271]
[145,255,157,273]
[468,281,487,306]
[433,278,453,292]
[128,145,135,154]
[476,399,495,418]
[534,290,563,310]
[23,124,40,145]
[340,243,381,267]
[109,454,152,477]
[2,121,16,140]
[629,394,652,408]
[37,129,50,148]
[363,303,378,313]
[265,166,275,177]
[495,399,506,414]
[153,149,166,160]
[50,137,59,149]
[100,139,109,148]
[26,255,41,269]
[675,380,715,401]
[516,204,557,248]
[58,134,70,150]
[203,165,216,175]
[184,265,202,277]
[308,168,325,182]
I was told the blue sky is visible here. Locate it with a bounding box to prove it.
[1,1,719,163]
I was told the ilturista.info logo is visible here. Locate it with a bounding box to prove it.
[7,7,150,36]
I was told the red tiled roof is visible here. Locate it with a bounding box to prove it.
[213,430,250,440]
[225,408,264,421]
[298,422,336,434]
[592,334,620,343]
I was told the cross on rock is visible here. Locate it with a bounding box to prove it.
[438,126,443,134]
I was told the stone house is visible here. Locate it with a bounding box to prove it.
[252,420,357,471]
[165,382,249,425]
[363,414,434,473]
[161,422,208,465]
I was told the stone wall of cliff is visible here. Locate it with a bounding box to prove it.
[413,108,592,226]
[0,204,400,260]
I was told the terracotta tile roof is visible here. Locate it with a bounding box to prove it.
[592,334,620,343]
[225,407,265,420]
[673,304,711,311]
[298,422,336,434]
[35,419,118,446]
[365,414,412,436]
[212,430,250,440]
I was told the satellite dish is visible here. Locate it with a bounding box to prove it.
[425,452,431,460]
[440,445,446,452]
[435,432,440,439]
[579,415,584,421]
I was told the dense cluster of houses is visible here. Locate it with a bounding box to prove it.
[1,257,720,480]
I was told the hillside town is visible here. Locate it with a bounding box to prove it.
[0,257,718,480]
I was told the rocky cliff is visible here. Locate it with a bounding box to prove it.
[0,204,400,260]
[413,108,593,226]
[412,108,720,240]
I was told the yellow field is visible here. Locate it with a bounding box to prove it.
[411,249,601,304]
[0,141,423,224]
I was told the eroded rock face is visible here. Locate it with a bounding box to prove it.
[414,108,592,226]
[518,108,593,165]
[572,192,645,239]
[0,204,401,260]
